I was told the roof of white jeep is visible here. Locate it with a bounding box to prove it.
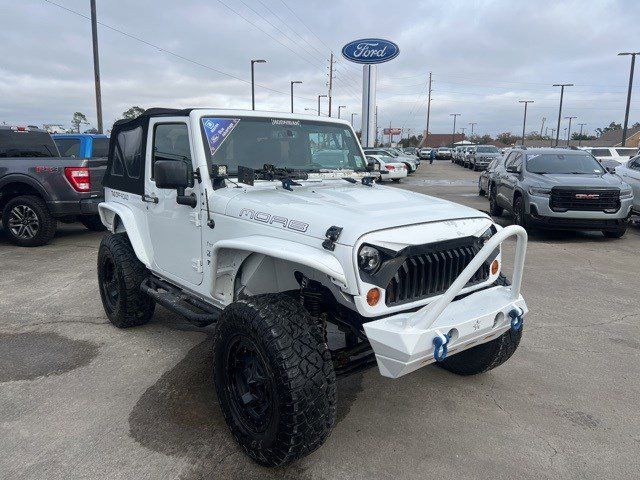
[113,107,352,128]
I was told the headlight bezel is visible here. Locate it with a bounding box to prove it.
[620,187,633,199]
[357,245,382,274]
[479,224,497,244]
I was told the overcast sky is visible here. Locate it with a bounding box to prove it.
[1,0,639,138]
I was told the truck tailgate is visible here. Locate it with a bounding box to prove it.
[82,157,107,196]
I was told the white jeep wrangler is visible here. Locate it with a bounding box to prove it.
[97,108,529,466]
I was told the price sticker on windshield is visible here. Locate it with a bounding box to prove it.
[201,118,240,155]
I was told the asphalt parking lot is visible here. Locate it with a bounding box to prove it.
[1,160,639,480]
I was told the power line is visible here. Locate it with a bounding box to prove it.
[42,0,317,102]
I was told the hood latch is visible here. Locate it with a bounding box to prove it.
[322,226,343,251]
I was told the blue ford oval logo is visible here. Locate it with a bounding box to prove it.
[341,38,400,64]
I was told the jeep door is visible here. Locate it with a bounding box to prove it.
[144,119,203,285]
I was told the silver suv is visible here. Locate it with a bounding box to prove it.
[488,148,634,238]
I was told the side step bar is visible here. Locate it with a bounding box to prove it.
[140,277,221,327]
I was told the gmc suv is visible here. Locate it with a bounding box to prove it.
[488,148,633,238]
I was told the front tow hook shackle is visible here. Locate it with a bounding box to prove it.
[433,333,451,362]
[509,307,524,332]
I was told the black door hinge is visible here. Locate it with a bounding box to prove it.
[322,226,343,251]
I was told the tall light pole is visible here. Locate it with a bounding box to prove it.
[90,0,103,133]
[519,100,534,147]
[618,52,639,146]
[549,129,556,146]
[251,59,267,110]
[290,81,302,113]
[577,123,587,146]
[337,105,346,119]
[460,127,466,138]
[553,83,573,146]
[425,72,432,147]
[469,122,477,138]
[351,112,358,128]
[565,116,577,146]
[540,117,546,138]
[449,113,460,147]
[317,94,327,116]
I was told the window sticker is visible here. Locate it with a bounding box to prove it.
[201,118,240,155]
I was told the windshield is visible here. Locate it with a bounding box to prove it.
[477,146,499,153]
[201,116,365,173]
[526,153,604,175]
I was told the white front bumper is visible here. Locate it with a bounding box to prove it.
[363,286,527,378]
[362,224,529,379]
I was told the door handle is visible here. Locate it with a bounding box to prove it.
[142,193,159,204]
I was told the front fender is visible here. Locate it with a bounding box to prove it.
[98,202,151,267]
[213,236,347,288]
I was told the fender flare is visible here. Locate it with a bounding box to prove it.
[0,174,51,202]
[98,202,151,266]
[213,236,348,288]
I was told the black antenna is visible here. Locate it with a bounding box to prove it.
[204,189,214,229]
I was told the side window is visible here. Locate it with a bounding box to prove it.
[152,123,191,176]
[631,158,640,171]
[504,152,517,167]
[54,138,81,157]
[112,127,143,178]
[592,148,611,157]
[512,154,523,170]
[91,138,109,157]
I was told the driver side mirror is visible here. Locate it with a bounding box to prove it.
[506,165,520,174]
[154,160,197,208]
[366,160,380,172]
[154,160,192,189]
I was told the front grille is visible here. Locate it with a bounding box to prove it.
[385,242,490,306]
[550,188,620,212]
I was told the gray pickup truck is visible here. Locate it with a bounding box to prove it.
[0,126,106,246]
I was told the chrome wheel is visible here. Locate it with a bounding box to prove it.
[8,205,40,239]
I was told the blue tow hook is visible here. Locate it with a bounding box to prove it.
[433,334,451,362]
[509,307,524,332]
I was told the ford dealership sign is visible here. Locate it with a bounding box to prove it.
[341,38,400,64]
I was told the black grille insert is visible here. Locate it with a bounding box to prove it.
[549,187,620,212]
[385,241,490,306]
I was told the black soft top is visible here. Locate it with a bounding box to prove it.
[104,108,194,195]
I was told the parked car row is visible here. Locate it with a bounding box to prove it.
[0,125,108,246]
[452,145,502,171]
[363,147,420,179]
[477,147,636,238]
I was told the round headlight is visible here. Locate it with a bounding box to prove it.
[358,246,381,273]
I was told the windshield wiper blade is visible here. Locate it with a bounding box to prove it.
[237,164,309,190]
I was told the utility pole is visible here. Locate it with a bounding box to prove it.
[449,113,460,147]
[565,116,577,146]
[553,83,573,146]
[251,59,267,110]
[290,81,302,113]
[337,105,346,119]
[90,0,103,133]
[327,53,334,117]
[374,106,378,147]
[424,72,432,146]
[460,127,466,138]
[618,52,639,146]
[469,122,477,137]
[519,100,534,147]
[550,129,556,146]
[545,126,548,137]
[317,94,327,116]
[577,123,586,146]
[540,117,546,138]
[388,120,392,146]
[351,112,357,127]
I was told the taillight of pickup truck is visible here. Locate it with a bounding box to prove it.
[64,166,91,192]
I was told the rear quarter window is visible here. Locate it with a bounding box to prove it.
[0,130,59,158]
[91,138,109,157]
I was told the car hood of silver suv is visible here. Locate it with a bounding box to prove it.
[527,172,626,189]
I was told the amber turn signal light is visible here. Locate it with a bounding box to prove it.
[491,259,500,275]
[366,288,381,306]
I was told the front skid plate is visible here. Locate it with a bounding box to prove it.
[363,286,527,378]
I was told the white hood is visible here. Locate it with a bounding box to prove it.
[223,180,489,245]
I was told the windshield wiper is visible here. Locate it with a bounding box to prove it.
[237,164,309,191]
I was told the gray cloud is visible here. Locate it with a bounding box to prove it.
[0,0,638,137]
